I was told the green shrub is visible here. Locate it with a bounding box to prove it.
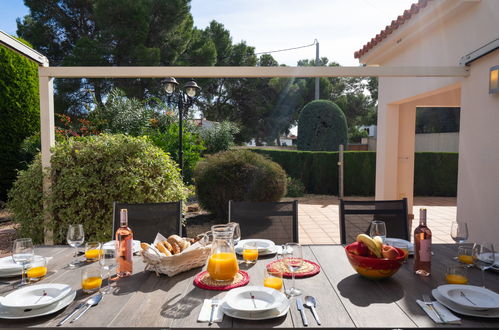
[0,41,40,201]
[194,150,287,217]
[297,100,348,151]
[8,134,187,244]
[414,152,457,196]
[200,121,239,154]
[286,177,305,197]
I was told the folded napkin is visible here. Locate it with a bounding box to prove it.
[417,299,461,324]
[198,299,224,323]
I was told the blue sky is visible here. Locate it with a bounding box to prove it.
[1,0,415,65]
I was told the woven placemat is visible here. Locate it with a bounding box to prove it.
[193,270,250,291]
[266,259,321,278]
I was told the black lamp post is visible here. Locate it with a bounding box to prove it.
[163,77,201,177]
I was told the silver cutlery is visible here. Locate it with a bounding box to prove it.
[304,295,321,325]
[208,298,219,326]
[70,293,103,323]
[422,294,445,323]
[250,292,257,308]
[460,291,476,305]
[57,302,84,326]
[296,297,308,326]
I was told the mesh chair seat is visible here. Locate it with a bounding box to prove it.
[339,199,409,245]
[228,200,298,245]
[112,202,182,242]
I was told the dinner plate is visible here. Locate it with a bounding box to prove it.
[0,283,72,309]
[221,296,289,320]
[103,240,141,254]
[236,239,275,252]
[384,238,414,255]
[0,256,23,273]
[0,289,76,319]
[224,286,285,312]
[436,285,499,310]
[432,289,499,318]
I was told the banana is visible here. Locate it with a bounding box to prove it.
[356,234,382,258]
[372,236,384,257]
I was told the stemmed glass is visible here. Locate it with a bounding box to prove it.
[12,238,35,287]
[369,220,387,241]
[99,249,116,294]
[228,222,241,246]
[450,222,468,259]
[283,242,303,297]
[472,242,495,287]
[67,224,85,268]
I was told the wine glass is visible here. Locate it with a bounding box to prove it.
[99,249,116,294]
[369,220,387,241]
[472,242,495,287]
[12,238,35,287]
[228,222,241,246]
[67,224,85,268]
[283,242,303,297]
[450,221,468,258]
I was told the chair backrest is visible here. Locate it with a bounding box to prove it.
[228,200,298,245]
[339,198,409,245]
[112,201,182,242]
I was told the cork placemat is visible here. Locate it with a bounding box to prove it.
[193,270,250,291]
[266,259,321,278]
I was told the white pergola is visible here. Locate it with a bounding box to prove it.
[2,30,469,244]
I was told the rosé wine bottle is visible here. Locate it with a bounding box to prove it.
[116,209,133,277]
[414,208,432,276]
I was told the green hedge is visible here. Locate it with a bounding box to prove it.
[252,149,457,196]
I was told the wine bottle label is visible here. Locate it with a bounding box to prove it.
[419,239,431,262]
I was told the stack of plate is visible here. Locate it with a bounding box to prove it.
[384,238,414,255]
[102,240,141,254]
[0,283,76,319]
[432,284,499,318]
[235,239,277,256]
[221,286,290,320]
[0,256,23,278]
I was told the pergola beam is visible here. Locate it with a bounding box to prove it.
[39,66,469,78]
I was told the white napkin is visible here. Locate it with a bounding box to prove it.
[197,299,224,323]
[417,299,461,324]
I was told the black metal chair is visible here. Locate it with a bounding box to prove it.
[112,201,182,242]
[339,198,409,245]
[228,200,298,245]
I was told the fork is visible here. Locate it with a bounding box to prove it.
[208,298,219,326]
[460,291,476,305]
[422,294,445,323]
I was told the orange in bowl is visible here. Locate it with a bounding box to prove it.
[345,242,405,279]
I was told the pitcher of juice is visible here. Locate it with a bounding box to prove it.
[207,224,239,281]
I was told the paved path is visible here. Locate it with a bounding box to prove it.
[285,196,457,245]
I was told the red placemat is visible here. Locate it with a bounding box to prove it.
[266,259,320,278]
[194,270,250,291]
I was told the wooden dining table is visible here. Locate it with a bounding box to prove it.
[0,244,498,328]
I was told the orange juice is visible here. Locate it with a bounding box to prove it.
[458,254,474,265]
[264,277,283,290]
[85,249,102,261]
[445,274,468,284]
[242,249,258,262]
[27,266,47,279]
[207,252,239,281]
[82,276,102,291]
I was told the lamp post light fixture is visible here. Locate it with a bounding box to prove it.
[163,77,201,177]
[490,65,499,94]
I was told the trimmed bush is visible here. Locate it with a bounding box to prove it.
[286,177,305,197]
[414,152,458,196]
[8,134,187,244]
[194,150,287,217]
[297,100,348,151]
[0,41,40,201]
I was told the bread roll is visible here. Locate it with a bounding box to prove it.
[140,242,150,251]
[155,242,172,256]
[167,235,184,253]
[162,240,174,253]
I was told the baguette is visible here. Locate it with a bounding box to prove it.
[140,242,150,251]
[155,242,172,256]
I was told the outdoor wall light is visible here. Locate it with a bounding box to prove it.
[490,65,499,94]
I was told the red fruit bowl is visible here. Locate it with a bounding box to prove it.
[345,242,405,279]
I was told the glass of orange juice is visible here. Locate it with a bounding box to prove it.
[264,267,283,291]
[81,267,102,293]
[457,246,474,267]
[445,266,468,284]
[27,256,47,282]
[242,242,258,264]
[84,242,102,262]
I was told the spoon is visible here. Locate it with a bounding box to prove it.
[70,293,103,323]
[304,295,321,325]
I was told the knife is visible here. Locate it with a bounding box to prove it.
[57,302,84,326]
[296,298,308,326]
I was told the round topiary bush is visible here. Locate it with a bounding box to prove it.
[193,150,287,217]
[8,134,187,244]
[297,100,348,151]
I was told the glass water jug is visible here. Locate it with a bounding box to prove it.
[207,224,239,281]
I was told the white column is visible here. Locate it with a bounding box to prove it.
[39,75,55,245]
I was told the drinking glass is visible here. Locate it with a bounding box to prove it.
[369,220,387,241]
[445,265,468,284]
[81,266,102,294]
[26,256,47,282]
[12,238,35,287]
[242,242,258,264]
[67,224,85,268]
[228,222,241,245]
[283,243,303,297]
[450,222,468,259]
[472,242,495,287]
[457,246,474,267]
[99,249,116,294]
[84,242,102,262]
[263,267,283,291]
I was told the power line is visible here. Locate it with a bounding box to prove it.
[255,39,317,55]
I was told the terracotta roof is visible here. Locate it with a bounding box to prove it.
[354,0,433,59]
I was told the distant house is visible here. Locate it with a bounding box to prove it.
[246,134,297,147]
[191,118,216,130]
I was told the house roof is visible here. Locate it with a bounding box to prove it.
[354,0,433,59]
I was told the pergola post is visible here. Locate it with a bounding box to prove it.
[39,75,55,245]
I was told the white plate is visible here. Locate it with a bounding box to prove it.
[432,289,499,318]
[0,256,23,273]
[0,289,76,319]
[221,296,289,320]
[224,286,285,312]
[235,246,277,256]
[384,238,414,255]
[0,283,72,309]
[436,285,499,310]
[103,240,141,254]
[236,239,276,253]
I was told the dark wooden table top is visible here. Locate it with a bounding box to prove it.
[0,244,498,328]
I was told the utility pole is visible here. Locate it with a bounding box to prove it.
[315,39,320,100]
